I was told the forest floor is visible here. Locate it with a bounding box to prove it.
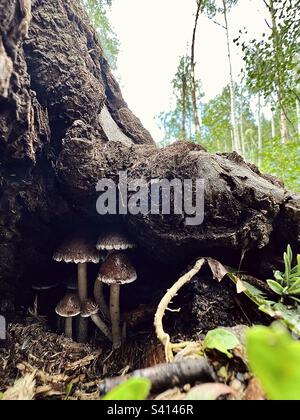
[0,313,265,400]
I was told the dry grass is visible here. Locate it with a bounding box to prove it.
[0,319,158,400]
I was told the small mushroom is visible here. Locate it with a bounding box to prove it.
[97,252,137,349]
[55,294,81,339]
[94,231,136,319]
[53,231,100,342]
[81,299,112,342]
[96,231,136,252]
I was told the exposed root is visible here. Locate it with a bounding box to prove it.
[154,258,205,362]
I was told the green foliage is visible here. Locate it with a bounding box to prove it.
[202,84,256,154]
[260,136,300,192]
[102,378,151,401]
[201,0,239,19]
[228,245,300,335]
[203,328,240,358]
[266,245,300,303]
[246,323,300,400]
[81,0,119,69]
[238,0,299,107]
[158,54,203,142]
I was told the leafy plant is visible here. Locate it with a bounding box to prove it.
[228,245,300,335]
[246,323,300,400]
[102,378,151,401]
[203,328,240,358]
[266,245,300,304]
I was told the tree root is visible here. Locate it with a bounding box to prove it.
[154,258,206,362]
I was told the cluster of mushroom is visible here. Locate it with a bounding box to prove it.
[53,229,137,349]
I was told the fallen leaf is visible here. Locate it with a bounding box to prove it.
[207,258,228,282]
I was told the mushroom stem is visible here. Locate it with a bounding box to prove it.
[77,263,88,343]
[94,280,110,319]
[78,263,88,301]
[77,318,88,343]
[110,284,122,349]
[90,314,112,341]
[65,317,73,339]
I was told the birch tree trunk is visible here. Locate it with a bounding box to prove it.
[191,0,202,138]
[268,0,289,144]
[182,69,187,141]
[239,86,245,156]
[271,109,276,138]
[296,99,300,137]
[257,94,263,167]
[222,0,241,155]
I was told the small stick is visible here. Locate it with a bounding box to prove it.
[99,358,216,395]
[154,258,205,362]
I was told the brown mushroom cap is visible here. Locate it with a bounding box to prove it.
[55,294,81,317]
[97,252,137,285]
[96,231,136,251]
[81,299,99,318]
[53,232,100,264]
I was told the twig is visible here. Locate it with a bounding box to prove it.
[154,258,205,362]
[99,358,216,395]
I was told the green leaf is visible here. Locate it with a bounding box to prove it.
[203,328,240,358]
[274,271,284,283]
[259,303,300,336]
[64,382,73,400]
[227,273,268,306]
[103,378,151,401]
[287,245,293,265]
[267,280,285,295]
[0,392,3,400]
[246,324,300,400]
[288,284,300,295]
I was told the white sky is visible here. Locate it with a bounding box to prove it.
[109,0,268,141]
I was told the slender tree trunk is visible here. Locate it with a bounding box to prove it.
[240,86,245,156]
[257,94,263,167]
[181,65,187,141]
[191,0,202,138]
[271,109,276,138]
[296,99,300,137]
[222,0,241,155]
[268,0,289,144]
[280,109,289,144]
